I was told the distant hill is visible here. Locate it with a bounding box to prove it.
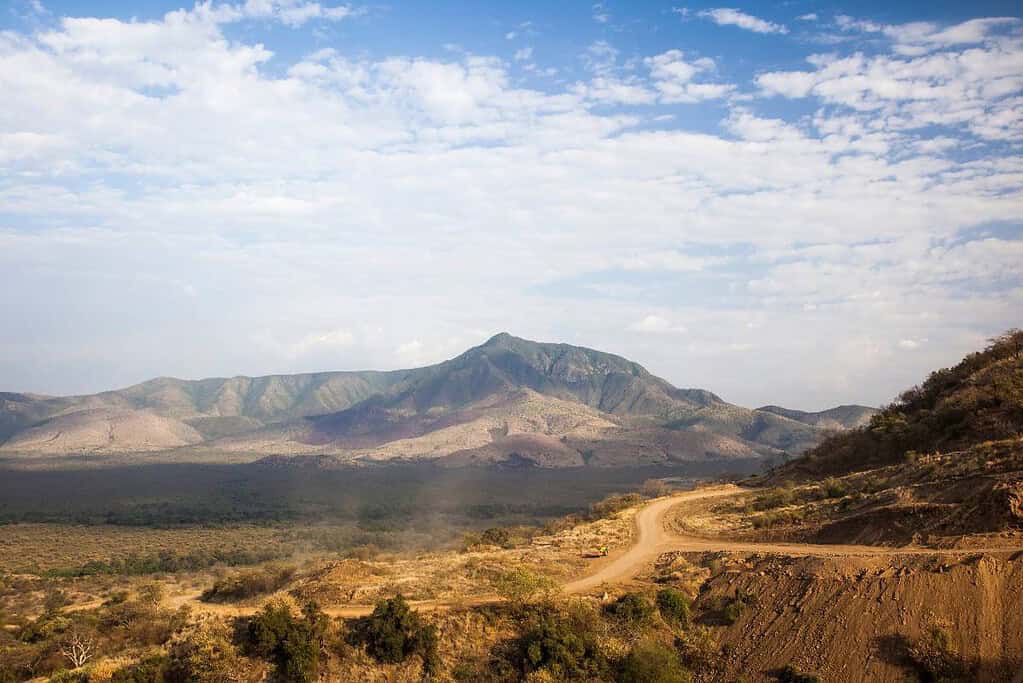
[756,404,876,431]
[0,333,865,467]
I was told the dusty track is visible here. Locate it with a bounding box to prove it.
[166,484,1023,616]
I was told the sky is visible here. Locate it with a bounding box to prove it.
[1,0,1021,410]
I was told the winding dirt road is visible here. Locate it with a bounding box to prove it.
[162,484,1022,617]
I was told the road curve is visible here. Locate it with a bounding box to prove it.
[563,484,1023,594]
[160,484,1023,616]
[562,485,745,594]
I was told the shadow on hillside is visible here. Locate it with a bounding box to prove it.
[873,633,1020,682]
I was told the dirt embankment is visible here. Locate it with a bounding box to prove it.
[687,551,1023,682]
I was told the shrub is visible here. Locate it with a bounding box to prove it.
[110,654,170,683]
[720,590,754,625]
[516,606,609,680]
[605,593,654,624]
[675,626,719,670]
[774,664,820,683]
[588,493,644,520]
[480,528,512,548]
[619,639,692,683]
[491,567,558,603]
[907,623,973,682]
[352,595,438,674]
[165,617,245,683]
[655,589,690,627]
[247,597,328,683]
[751,485,797,511]
[201,564,296,603]
[821,478,849,499]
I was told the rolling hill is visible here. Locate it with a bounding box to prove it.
[0,333,874,467]
[764,328,1023,542]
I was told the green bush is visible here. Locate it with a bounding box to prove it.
[655,589,690,627]
[480,527,512,547]
[605,593,654,624]
[719,590,754,625]
[821,478,849,499]
[619,639,692,683]
[247,598,328,683]
[111,654,170,683]
[516,606,609,680]
[352,595,438,674]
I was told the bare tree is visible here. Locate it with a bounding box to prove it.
[60,629,95,668]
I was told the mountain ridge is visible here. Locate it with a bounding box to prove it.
[0,333,874,466]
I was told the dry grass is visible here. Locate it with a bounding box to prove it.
[0,524,295,573]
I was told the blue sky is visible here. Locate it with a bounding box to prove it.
[1,0,1021,409]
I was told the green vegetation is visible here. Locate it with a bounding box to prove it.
[515,604,610,680]
[715,589,755,626]
[618,638,692,683]
[906,623,974,682]
[247,597,330,683]
[491,567,558,603]
[795,329,1023,476]
[43,548,285,578]
[351,595,438,673]
[605,593,655,624]
[655,589,690,627]
[201,564,296,603]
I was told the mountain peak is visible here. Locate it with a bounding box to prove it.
[482,332,518,347]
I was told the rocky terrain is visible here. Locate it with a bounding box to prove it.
[0,333,873,467]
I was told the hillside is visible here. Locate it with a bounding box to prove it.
[756,404,875,430]
[0,334,863,467]
[739,329,1023,544]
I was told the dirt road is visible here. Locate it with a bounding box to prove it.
[563,484,1023,594]
[163,484,1023,616]
[562,485,745,594]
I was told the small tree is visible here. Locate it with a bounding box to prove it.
[247,597,328,683]
[655,589,690,627]
[355,595,438,674]
[619,638,692,683]
[605,593,654,624]
[59,628,95,668]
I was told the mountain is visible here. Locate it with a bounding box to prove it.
[0,333,865,467]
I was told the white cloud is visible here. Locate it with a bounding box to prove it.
[797,13,818,22]
[644,50,733,103]
[755,20,1023,141]
[592,3,610,24]
[0,5,1020,410]
[698,8,788,35]
[513,47,533,62]
[628,315,689,334]
[193,0,359,27]
[622,250,712,272]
